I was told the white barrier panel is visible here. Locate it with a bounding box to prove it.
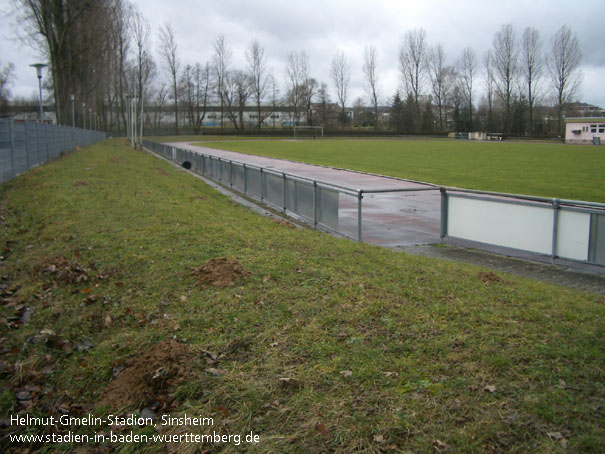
[556,210,590,261]
[448,196,553,255]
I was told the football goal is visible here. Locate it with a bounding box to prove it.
[293,126,324,139]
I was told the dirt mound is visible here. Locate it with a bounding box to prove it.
[98,339,195,410]
[477,271,503,284]
[272,219,297,229]
[37,256,91,284]
[191,258,250,288]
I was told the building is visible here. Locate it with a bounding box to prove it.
[565,117,605,145]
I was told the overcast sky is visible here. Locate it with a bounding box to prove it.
[2,0,604,108]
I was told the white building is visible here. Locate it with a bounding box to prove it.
[565,117,605,145]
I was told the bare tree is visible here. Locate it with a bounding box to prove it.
[247,39,267,129]
[267,71,281,128]
[180,64,195,129]
[213,34,232,129]
[222,70,250,130]
[330,49,351,128]
[363,45,380,130]
[458,47,477,130]
[159,22,180,133]
[521,27,542,135]
[131,6,153,144]
[399,28,428,127]
[0,62,15,113]
[548,25,582,136]
[285,50,309,125]
[429,43,451,131]
[193,62,211,133]
[484,50,496,129]
[15,0,116,125]
[492,24,518,133]
[302,77,317,125]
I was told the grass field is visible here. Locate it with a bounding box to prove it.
[193,139,605,203]
[1,139,604,453]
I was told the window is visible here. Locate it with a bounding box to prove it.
[591,124,597,133]
[599,124,605,133]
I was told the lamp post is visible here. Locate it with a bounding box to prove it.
[30,63,47,122]
[125,93,132,140]
[70,94,75,127]
[82,103,86,129]
[89,108,92,131]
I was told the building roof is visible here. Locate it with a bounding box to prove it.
[564,117,605,123]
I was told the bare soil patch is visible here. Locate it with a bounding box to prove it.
[191,257,250,288]
[98,339,196,409]
[155,167,170,176]
[477,271,503,284]
[272,219,297,229]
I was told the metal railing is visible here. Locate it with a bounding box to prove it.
[143,140,441,243]
[0,119,107,183]
[440,187,605,267]
[144,140,605,268]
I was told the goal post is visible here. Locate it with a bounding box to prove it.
[293,126,324,139]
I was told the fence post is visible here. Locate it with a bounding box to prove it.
[9,118,16,179]
[551,198,559,264]
[260,168,264,202]
[357,190,363,242]
[230,161,233,188]
[24,121,31,170]
[440,187,448,241]
[313,181,318,228]
[282,173,287,213]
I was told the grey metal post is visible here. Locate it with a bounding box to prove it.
[440,187,448,240]
[551,199,559,264]
[357,190,363,242]
[9,119,16,178]
[24,121,31,170]
[282,173,287,213]
[313,181,318,228]
[260,168,264,202]
[243,164,247,194]
[230,161,233,188]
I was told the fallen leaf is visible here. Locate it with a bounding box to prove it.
[547,432,563,440]
[315,423,328,435]
[205,368,226,376]
[81,288,92,294]
[374,434,384,443]
[103,315,112,328]
[270,342,279,347]
[433,439,449,451]
[484,385,497,393]
[340,370,353,377]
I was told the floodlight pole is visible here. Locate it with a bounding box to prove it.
[30,63,47,122]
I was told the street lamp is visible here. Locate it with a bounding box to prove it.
[70,94,75,127]
[30,63,47,122]
[82,103,86,129]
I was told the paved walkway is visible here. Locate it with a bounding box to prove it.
[170,142,442,246]
[166,142,605,295]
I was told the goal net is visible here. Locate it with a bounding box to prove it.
[293,126,324,139]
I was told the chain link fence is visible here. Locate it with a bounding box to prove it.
[0,119,107,183]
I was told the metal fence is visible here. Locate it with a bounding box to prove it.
[144,140,353,237]
[0,118,107,184]
[144,140,605,269]
[441,188,605,267]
